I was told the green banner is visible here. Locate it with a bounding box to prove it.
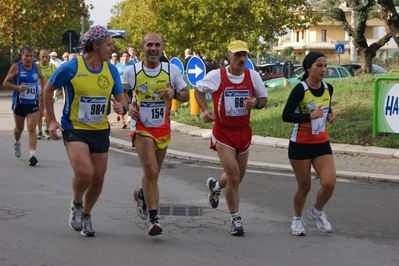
[373,77,399,137]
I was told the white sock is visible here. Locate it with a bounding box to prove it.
[30,150,36,157]
[293,216,302,220]
[312,206,323,216]
[214,181,222,191]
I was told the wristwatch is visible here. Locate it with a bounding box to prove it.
[256,101,261,109]
[173,89,180,99]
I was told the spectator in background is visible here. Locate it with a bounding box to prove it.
[193,50,204,61]
[220,56,229,68]
[127,46,137,64]
[135,51,142,63]
[110,53,118,65]
[49,52,62,67]
[203,55,217,74]
[183,48,192,71]
[61,52,70,64]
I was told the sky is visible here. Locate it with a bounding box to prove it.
[87,0,121,27]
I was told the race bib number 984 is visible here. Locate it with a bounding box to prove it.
[78,96,107,123]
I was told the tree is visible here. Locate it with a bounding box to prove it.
[315,0,391,73]
[108,0,319,60]
[377,0,399,49]
[0,0,91,62]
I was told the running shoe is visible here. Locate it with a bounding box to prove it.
[29,156,38,166]
[306,206,332,233]
[230,216,245,236]
[37,131,42,139]
[148,217,163,236]
[44,129,51,139]
[206,177,221,208]
[69,200,83,231]
[13,142,21,158]
[133,188,148,219]
[80,214,96,237]
[122,122,127,129]
[291,217,306,236]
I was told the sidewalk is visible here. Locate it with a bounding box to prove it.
[2,89,398,183]
[109,119,399,184]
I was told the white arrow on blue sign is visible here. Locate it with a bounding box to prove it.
[170,57,184,77]
[186,57,206,86]
[245,59,254,70]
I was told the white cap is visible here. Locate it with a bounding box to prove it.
[111,53,117,57]
[49,52,57,56]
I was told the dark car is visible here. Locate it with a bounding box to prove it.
[340,63,388,75]
[255,63,284,81]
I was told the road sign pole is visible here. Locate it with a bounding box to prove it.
[69,32,72,53]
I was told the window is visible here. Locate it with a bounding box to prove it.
[339,68,349,77]
[321,29,327,42]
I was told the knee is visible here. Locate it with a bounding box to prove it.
[322,180,336,193]
[297,183,311,195]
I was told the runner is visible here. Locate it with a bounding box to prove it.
[2,45,45,166]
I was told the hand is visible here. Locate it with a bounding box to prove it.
[310,106,324,120]
[244,97,257,110]
[47,120,64,140]
[328,113,336,124]
[18,84,28,92]
[128,102,140,120]
[203,109,215,123]
[157,82,173,100]
[110,97,124,115]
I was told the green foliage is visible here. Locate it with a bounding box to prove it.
[172,75,399,149]
[108,0,319,60]
[0,0,91,61]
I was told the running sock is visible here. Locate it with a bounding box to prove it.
[230,212,239,222]
[149,210,158,220]
[73,200,83,207]
[293,216,303,220]
[14,141,20,144]
[30,150,36,157]
[214,181,222,191]
[312,206,323,216]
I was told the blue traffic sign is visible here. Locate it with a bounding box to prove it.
[170,57,184,77]
[186,57,206,86]
[335,44,345,55]
[245,59,254,70]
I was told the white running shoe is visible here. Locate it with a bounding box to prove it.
[13,142,21,158]
[306,206,332,233]
[291,217,306,236]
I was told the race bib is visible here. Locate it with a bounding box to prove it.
[19,82,37,100]
[224,90,249,116]
[139,100,166,128]
[311,106,329,135]
[78,96,107,123]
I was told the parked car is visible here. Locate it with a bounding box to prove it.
[264,65,353,88]
[340,63,388,75]
[255,63,284,81]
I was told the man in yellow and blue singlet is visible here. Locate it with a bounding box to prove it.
[43,25,128,237]
[122,33,189,236]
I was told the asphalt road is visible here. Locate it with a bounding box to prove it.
[0,99,398,265]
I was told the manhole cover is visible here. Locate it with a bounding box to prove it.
[159,206,202,216]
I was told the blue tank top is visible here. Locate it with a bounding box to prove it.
[12,62,40,106]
